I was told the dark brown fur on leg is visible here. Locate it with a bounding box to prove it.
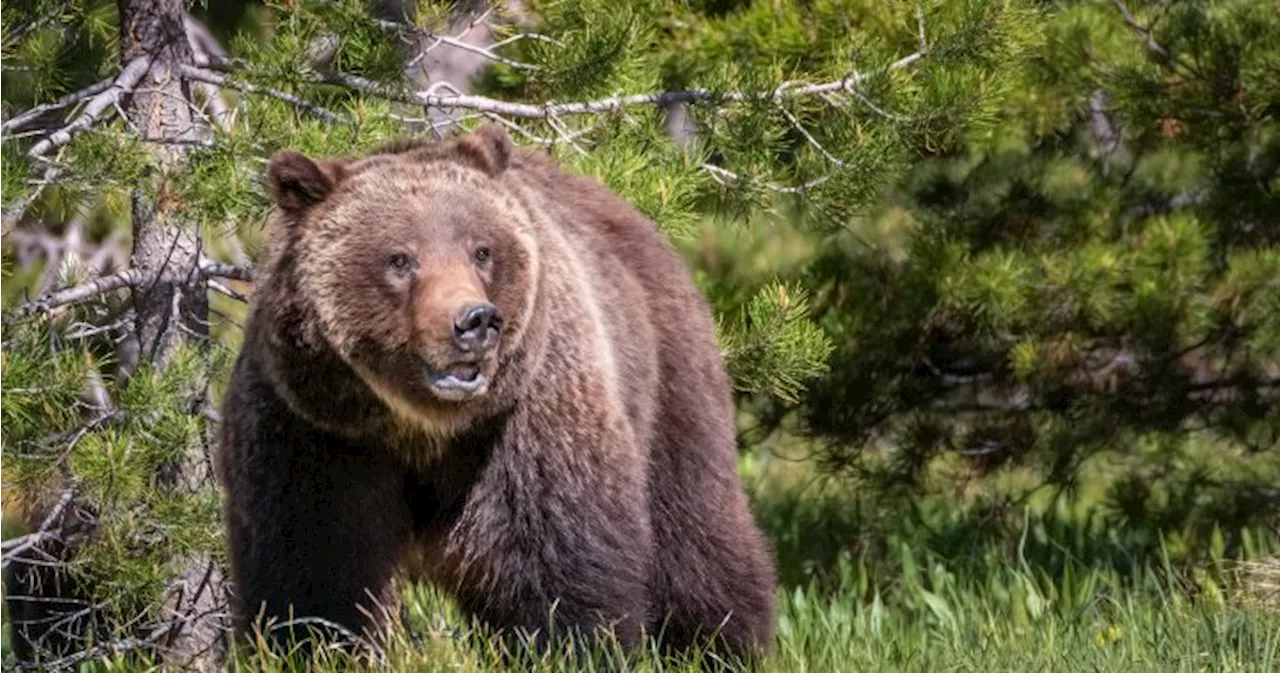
[218,350,413,656]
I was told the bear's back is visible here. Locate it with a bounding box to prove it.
[503,149,736,457]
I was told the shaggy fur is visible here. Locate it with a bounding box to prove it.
[216,124,777,660]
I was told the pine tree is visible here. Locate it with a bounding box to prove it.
[2,0,1037,667]
[794,0,1279,536]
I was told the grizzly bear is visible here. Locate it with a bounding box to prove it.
[215,124,777,661]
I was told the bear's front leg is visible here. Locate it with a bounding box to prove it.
[220,375,413,656]
[434,405,654,655]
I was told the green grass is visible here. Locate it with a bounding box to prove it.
[156,555,1280,673]
[6,443,1279,672]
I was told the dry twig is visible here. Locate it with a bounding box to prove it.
[2,79,115,134]
[199,259,254,283]
[4,268,147,324]
[178,65,351,124]
[26,57,152,159]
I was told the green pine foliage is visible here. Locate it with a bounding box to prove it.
[3,0,1041,391]
[790,0,1279,522]
[2,322,228,638]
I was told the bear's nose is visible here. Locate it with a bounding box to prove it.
[453,302,502,352]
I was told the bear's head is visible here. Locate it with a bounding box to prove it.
[258,124,540,435]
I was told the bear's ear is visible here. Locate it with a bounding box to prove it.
[265,149,347,214]
[453,123,513,177]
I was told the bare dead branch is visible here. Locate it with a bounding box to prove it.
[701,163,834,195]
[198,259,253,283]
[12,633,163,672]
[177,65,350,124]
[1109,0,1170,60]
[489,32,564,50]
[206,279,248,303]
[390,111,488,131]
[0,491,76,568]
[181,13,226,63]
[480,113,603,146]
[4,268,149,324]
[317,45,924,118]
[183,14,233,130]
[2,161,67,231]
[26,57,152,159]
[2,79,115,134]
[374,13,541,71]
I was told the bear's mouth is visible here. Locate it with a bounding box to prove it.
[427,363,488,399]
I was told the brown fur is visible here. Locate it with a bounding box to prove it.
[216,124,777,661]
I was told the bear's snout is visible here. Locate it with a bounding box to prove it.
[453,302,502,354]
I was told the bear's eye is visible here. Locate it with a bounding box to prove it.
[388,253,415,272]
[473,246,492,265]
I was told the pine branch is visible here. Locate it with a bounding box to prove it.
[1108,0,1203,77]
[206,10,929,122]
[4,268,149,324]
[1124,189,1209,222]
[1109,0,1169,60]
[372,10,542,72]
[26,56,153,159]
[198,259,253,283]
[3,1,72,46]
[1,78,115,134]
[316,46,925,118]
[177,65,351,124]
[2,162,65,231]
[0,59,155,228]
[0,490,75,569]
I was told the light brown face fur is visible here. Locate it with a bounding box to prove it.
[264,128,539,434]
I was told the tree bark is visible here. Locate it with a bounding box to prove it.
[117,1,227,668]
[118,0,209,371]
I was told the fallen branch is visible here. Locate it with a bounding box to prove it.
[14,634,161,672]
[26,56,152,159]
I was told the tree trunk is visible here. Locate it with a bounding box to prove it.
[118,0,208,370]
[6,3,227,668]
[117,1,227,668]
